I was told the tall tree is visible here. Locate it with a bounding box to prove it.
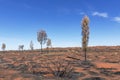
[30,41,34,50]
[81,15,90,62]
[37,29,47,52]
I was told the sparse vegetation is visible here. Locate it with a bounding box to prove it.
[0,16,119,80]
[0,0,119,80]
[0,47,120,80]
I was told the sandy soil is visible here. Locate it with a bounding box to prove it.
[0,46,120,80]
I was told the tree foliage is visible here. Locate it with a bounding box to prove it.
[37,29,47,52]
[81,15,90,62]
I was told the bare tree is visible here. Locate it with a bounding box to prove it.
[1,43,6,51]
[47,38,52,48]
[46,38,52,53]
[81,15,90,62]
[37,29,47,52]
[19,45,24,51]
[30,41,34,50]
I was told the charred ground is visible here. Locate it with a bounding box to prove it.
[0,46,120,80]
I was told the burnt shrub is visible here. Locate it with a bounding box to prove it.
[46,57,74,79]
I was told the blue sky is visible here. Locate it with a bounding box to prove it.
[0,0,120,50]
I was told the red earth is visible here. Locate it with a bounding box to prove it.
[0,46,120,80]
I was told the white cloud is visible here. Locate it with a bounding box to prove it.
[113,17,120,23]
[92,12,108,18]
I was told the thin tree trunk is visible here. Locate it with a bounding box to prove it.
[40,42,42,53]
[85,49,87,62]
[47,47,49,53]
[41,44,42,52]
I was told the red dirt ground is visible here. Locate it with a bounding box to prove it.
[0,46,120,80]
